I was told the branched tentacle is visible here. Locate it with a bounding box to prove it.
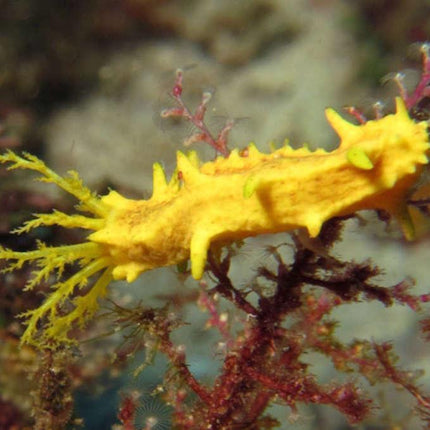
[0,242,104,285]
[12,210,104,234]
[0,150,108,217]
[43,267,113,343]
[19,257,112,346]
[0,240,111,346]
[0,151,115,346]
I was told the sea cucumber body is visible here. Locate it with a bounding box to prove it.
[89,98,429,281]
[0,97,429,346]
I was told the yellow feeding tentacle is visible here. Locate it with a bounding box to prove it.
[0,242,104,290]
[0,151,114,346]
[39,266,114,345]
[19,256,112,347]
[12,210,104,234]
[0,151,108,217]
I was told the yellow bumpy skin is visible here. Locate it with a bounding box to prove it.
[0,97,428,346]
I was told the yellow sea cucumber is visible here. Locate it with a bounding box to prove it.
[0,97,428,346]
